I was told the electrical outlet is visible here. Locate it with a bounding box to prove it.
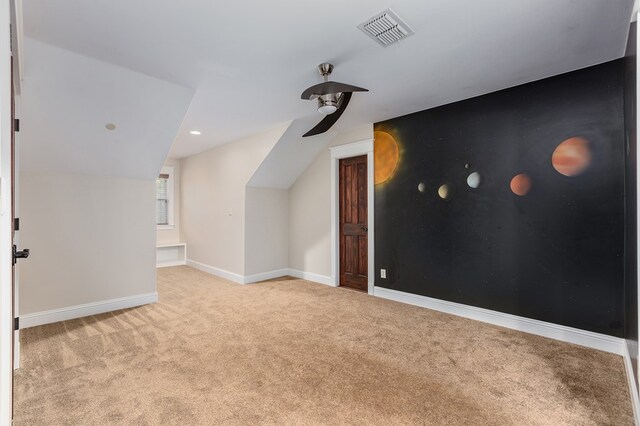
[380,269,386,279]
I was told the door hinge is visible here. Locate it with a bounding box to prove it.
[14,217,19,231]
[14,118,19,132]
[14,317,19,331]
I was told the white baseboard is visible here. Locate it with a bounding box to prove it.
[186,259,245,284]
[186,259,288,284]
[373,286,625,355]
[185,260,334,287]
[623,340,640,425]
[244,269,289,284]
[20,292,158,329]
[287,269,335,286]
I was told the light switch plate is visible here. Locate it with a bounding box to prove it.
[380,269,386,279]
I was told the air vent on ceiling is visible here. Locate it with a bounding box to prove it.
[358,8,414,47]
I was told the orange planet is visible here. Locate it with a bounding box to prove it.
[552,137,591,177]
[374,131,400,185]
[510,173,531,196]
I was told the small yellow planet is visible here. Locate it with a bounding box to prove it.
[438,183,453,200]
[374,131,400,185]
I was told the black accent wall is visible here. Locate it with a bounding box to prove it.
[624,22,638,380]
[374,60,627,336]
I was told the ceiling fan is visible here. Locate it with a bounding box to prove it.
[300,63,368,137]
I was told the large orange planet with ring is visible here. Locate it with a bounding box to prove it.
[374,131,400,185]
[551,136,591,177]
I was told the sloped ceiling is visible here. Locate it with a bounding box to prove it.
[19,38,194,179]
[247,117,338,189]
[21,0,635,160]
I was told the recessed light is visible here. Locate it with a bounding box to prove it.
[189,130,202,135]
[105,123,116,130]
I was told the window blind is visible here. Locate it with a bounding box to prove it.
[156,174,170,225]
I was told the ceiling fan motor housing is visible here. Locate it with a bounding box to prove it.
[317,93,341,114]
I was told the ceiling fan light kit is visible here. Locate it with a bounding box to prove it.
[300,63,368,137]
[317,93,340,115]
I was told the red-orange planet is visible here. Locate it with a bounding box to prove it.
[510,173,531,196]
[551,136,591,177]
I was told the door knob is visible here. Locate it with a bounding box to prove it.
[12,245,29,265]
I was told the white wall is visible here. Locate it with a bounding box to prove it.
[181,123,288,276]
[288,148,332,277]
[179,123,371,281]
[288,125,373,278]
[244,187,288,276]
[19,172,156,315]
[156,158,181,245]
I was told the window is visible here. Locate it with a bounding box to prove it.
[156,166,174,229]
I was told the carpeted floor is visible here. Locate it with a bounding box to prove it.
[14,266,633,425]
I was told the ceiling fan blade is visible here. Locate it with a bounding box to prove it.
[303,92,352,137]
[301,81,368,100]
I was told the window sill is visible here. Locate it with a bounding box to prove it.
[157,225,175,231]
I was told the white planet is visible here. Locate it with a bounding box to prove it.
[467,172,482,188]
[418,182,426,193]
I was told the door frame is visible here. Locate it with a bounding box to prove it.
[0,1,14,423]
[330,139,374,295]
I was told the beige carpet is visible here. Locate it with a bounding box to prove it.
[14,266,633,425]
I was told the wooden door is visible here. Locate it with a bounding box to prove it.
[339,155,368,291]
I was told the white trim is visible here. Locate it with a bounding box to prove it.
[10,0,23,93]
[156,242,187,268]
[329,139,373,158]
[244,269,289,284]
[374,286,625,355]
[287,269,334,286]
[636,13,640,417]
[186,259,245,284]
[184,260,335,287]
[330,139,375,295]
[0,0,12,421]
[156,225,175,230]
[624,341,640,424]
[20,292,158,329]
[157,260,186,268]
[157,243,186,248]
[12,79,20,370]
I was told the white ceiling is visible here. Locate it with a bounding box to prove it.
[22,0,635,159]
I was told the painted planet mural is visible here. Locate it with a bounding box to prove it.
[551,136,591,177]
[374,131,400,185]
[438,183,453,200]
[467,172,482,189]
[510,173,531,196]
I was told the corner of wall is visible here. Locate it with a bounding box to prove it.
[180,123,291,277]
[287,124,374,279]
